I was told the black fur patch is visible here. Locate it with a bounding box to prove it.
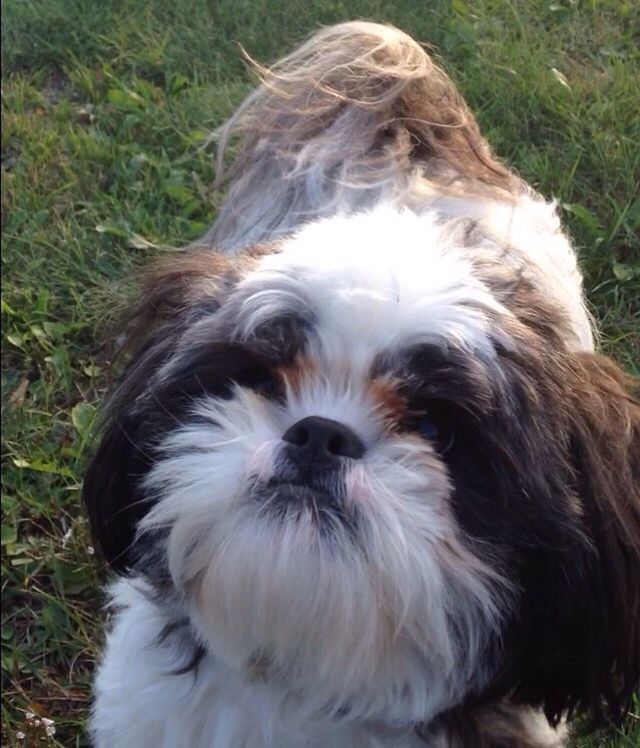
[390,336,640,728]
[83,338,300,572]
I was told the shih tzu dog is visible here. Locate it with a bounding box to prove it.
[84,22,640,748]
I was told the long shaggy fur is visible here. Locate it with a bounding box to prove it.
[206,21,521,252]
[84,21,640,748]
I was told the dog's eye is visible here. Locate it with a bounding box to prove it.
[411,406,455,455]
[248,367,283,399]
[416,415,439,439]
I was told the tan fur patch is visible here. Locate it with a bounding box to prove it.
[278,356,319,394]
[369,377,407,430]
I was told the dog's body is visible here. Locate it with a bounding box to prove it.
[85,23,640,748]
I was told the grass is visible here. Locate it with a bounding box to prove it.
[1,0,638,745]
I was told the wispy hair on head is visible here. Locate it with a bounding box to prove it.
[207,21,522,251]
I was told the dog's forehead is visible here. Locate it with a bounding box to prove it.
[236,207,504,359]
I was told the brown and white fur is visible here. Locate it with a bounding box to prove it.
[84,22,640,748]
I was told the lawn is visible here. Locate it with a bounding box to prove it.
[1,0,638,745]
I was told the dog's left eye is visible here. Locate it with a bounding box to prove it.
[411,405,455,455]
[416,415,439,439]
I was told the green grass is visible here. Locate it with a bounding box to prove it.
[1,0,638,745]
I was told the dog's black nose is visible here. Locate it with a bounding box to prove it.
[282,416,365,470]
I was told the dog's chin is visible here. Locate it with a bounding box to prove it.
[179,485,499,726]
[191,550,441,724]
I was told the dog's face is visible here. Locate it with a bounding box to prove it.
[84,207,640,726]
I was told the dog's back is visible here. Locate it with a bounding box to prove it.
[207,21,520,252]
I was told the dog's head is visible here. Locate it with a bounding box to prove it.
[84,206,639,727]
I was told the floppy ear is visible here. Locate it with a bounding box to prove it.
[82,334,173,572]
[563,353,640,724]
[82,249,237,572]
[511,352,640,727]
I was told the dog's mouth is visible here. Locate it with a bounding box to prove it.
[268,481,336,507]
[251,477,357,533]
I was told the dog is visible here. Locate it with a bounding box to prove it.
[84,22,640,748]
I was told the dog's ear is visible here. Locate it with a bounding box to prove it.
[510,352,640,727]
[563,353,640,725]
[82,335,172,572]
[82,249,238,572]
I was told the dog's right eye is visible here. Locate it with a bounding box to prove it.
[157,343,285,408]
[246,367,283,400]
